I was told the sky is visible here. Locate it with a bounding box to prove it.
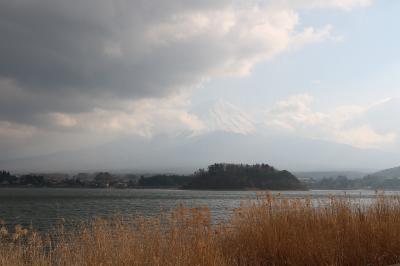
[0,0,399,172]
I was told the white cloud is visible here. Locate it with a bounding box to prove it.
[69,92,397,150]
[265,94,327,130]
[47,97,256,138]
[264,94,398,149]
[146,5,332,78]
[270,0,372,11]
[48,113,77,128]
[289,25,333,50]
[334,125,397,149]
[46,93,206,138]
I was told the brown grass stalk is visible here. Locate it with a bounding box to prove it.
[2,194,400,265]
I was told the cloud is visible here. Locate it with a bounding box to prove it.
[334,125,397,149]
[0,121,36,140]
[265,94,398,149]
[42,97,256,137]
[269,0,372,11]
[265,94,327,130]
[0,0,334,122]
[289,25,334,50]
[47,113,77,128]
[0,92,207,159]
[0,0,372,157]
[40,93,205,138]
[0,121,37,158]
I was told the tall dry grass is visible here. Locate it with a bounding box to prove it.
[2,194,400,265]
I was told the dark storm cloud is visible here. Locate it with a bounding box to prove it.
[3,0,333,130]
[0,80,94,124]
[0,0,235,120]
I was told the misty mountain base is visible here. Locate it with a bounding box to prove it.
[2,194,400,265]
[302,166,400,190]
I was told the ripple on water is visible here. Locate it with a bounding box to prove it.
[0,188,397,231]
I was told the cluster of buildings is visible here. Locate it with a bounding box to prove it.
[0,171,140,188]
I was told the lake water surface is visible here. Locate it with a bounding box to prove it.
[0,188,398,231]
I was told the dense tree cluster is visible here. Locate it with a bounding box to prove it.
[185,163,304,190]
[0,163,305,190]
[0,171,17,184]
[0,171,45,186]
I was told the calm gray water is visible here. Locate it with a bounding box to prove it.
[0,188,398,231]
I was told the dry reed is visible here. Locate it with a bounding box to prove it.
[1,194,400,266]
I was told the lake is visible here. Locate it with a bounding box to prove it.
[0,188,398,231]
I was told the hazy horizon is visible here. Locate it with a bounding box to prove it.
[1,0,399,173]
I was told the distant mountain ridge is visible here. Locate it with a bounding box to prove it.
[371,166,400,178]
[294,171,369,180]
[0,131,398,173]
